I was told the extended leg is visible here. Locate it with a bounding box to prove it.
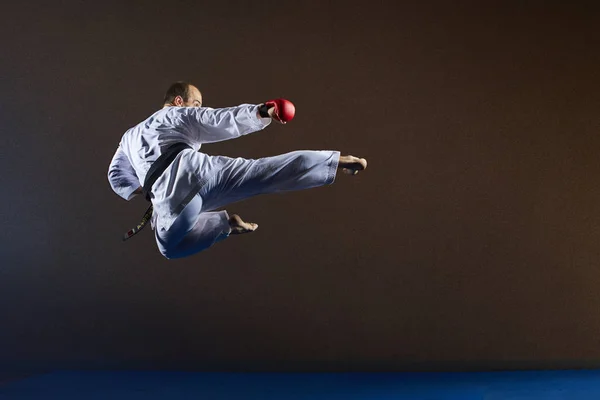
[199,150,346,211]
[155,150,367,259]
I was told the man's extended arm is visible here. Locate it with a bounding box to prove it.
[181,104,272,144]
[108,145,142,201]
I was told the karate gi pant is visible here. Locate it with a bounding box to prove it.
[155,150,340,258]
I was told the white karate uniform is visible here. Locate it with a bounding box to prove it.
[108,104,339,258]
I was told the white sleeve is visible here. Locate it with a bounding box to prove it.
[181,104,272,144]
[107,145,141,201]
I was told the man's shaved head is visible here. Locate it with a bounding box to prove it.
[163,82,202,107]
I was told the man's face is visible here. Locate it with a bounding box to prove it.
[177,85,203,107]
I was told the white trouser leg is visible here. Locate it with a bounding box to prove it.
[200,150,340,211]
[155,194,231,259]
[155,150,339,259]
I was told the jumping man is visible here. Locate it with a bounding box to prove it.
[108,82,367,259]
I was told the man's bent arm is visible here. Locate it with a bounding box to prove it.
[182,104,271,144]
[108,145,142,201]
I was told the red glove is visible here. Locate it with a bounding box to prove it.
[261,98,296,123]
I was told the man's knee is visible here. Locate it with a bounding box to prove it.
[158,246,175,259]
[157,240,179,259]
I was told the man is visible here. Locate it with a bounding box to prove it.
[108,82,367,259]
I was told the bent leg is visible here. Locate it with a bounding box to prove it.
[200,150,340,211]
[155,194,231,259]
[160,211,231,259]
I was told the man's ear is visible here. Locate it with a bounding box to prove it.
[174,96,184,106]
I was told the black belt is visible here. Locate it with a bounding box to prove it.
[122,143,192,241]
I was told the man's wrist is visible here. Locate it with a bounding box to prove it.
[258,103,271,118]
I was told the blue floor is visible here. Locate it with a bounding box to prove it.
[2,370,600,399]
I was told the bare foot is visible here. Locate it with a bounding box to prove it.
[228,214,258,234]
[339,155,367,175]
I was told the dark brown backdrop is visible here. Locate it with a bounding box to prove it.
[2,0,600,373]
